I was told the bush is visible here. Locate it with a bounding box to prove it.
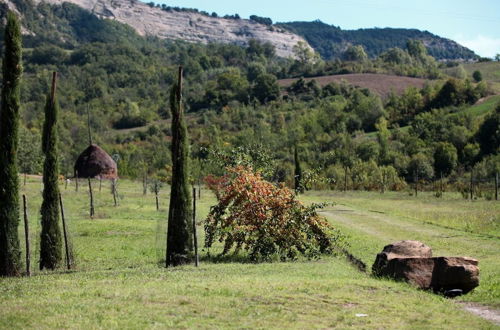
[472,70,482,82]
[204,166,346,261]
[112,115,147,129]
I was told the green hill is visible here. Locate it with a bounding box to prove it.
[280,21,478,61]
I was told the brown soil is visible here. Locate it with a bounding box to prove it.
[278,73,429,98]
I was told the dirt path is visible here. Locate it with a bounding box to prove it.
[321,204,500,325]
[461,303,500,326]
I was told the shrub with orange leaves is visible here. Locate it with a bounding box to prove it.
[204,166,346,261]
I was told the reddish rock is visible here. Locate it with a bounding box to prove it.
[381,240,433,258]
[383,257,435,289]
[431,257,479,294]
[372,240,432,277]
[372,241,479,294]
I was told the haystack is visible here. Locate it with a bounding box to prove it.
[74,144,117,179]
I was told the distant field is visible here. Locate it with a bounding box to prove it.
[278,73,428,98]
[463,61,500,93]
[453,94,500,118]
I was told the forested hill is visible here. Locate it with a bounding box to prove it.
[1,0,477,61]
[280,21,478,61]
[0,0,497,189]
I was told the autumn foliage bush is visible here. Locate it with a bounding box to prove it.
[204,166,346,261]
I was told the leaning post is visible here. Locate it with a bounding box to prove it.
[58,193,71,270]
[192,187,199,267]
[22,195,30,276]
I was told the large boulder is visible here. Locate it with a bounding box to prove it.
[375,256,435,289]
[372,241,479,294]
[372,240,432,278]
[431,257,479,294]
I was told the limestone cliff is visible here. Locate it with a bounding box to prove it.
[27,0,309,57]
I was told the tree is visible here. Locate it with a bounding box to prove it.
[293,41,318,65]
[406,40,427,59]
[472,70,483,82]
[341,45,368,62]
[205,166,346,261]
[251,73,280,104]
[407,153,434,182]
[433,142,458,177]
[0,11,22,277]
[476,104,500,156]
[39,73,63,270]
[375,117,390,164]
[294,145,303,194]
[166,67,193,267]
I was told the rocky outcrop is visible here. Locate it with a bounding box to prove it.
[373,241,479,294]
[29,0,310,58]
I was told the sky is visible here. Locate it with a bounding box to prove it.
[144,0,500,58]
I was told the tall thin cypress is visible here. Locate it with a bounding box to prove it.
[166,66,193,267]
[39,72,63,270]
[294,145,303,194]
[0,11,23,277]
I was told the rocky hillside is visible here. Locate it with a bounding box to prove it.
[7,0,309,58]
[2,0,477,61]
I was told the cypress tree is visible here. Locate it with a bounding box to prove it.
[39,72,62,270]
[0,11,22,277]
[166,66,193,267]
[294,145,303,194]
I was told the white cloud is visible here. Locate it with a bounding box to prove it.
[454,34,500,58]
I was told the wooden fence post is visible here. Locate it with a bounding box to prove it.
[112,179,118,206]
[59,193,71,270]
[440,172,444,197]
[75,170,79,192]
[22,195,30,276]
[192,187,199,267]
[88,178,95,218]
[470,170,474,200]
[155,191,159,211]
[414,170,418,197]
[495,172,498,201]
[344,167,348,192]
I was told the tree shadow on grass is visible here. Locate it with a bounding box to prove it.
[200,253,257,264]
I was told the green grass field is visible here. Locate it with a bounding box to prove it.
[452,94,500,119]
[463,61,500,93]
[0,178,498,328]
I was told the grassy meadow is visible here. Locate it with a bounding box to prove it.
[0,177,498,329]
[463,61,500,93]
